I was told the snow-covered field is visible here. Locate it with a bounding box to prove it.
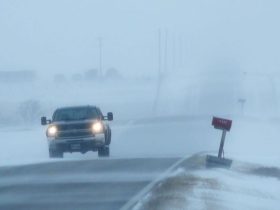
[0,73,280,167]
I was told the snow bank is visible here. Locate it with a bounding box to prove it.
[133,156,280,210]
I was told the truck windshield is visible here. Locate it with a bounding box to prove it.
[52,108,99,122]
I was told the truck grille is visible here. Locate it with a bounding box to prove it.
[57,123,91,131]
[55,122,93,139]
[57,129,93,139]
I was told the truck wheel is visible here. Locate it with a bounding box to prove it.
[49,149,63,158]
[105,130,111,145]
[98,146,110,157]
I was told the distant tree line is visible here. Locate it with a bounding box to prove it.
[53,67,122,83]
[0,70,36,83]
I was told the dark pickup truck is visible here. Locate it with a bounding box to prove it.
[41,105,113,158]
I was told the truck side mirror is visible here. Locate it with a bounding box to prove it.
[41,117,47,125]
[107,112,113,121]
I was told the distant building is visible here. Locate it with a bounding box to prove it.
[0,70,36,82]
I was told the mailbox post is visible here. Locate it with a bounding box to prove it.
[206,117,233,168]
[212,117,232,158]
[218,130,227,158]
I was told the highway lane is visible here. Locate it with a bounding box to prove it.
[0,157,179,210]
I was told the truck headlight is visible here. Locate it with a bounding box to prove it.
[47,126,58,137]
[92,122,103,133]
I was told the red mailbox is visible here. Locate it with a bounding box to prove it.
[212,117,232,131]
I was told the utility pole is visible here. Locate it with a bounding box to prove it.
[164,29,168,74]
[98,37,103,77]
[178,35,183,68]
[158,29,161,81]
[238,98,246,115]
[153,29,162,114]
[172,34,176,70]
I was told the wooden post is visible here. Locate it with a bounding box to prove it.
[218,130,227,158]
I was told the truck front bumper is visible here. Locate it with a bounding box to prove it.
[48,134,105,153]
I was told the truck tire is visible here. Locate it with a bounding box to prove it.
[105,129,111,145]
[49,149,63,158]
[98,146,110,157]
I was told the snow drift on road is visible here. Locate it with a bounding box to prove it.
[132,155,280,210]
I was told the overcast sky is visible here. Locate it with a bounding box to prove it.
[0,0,279,77]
